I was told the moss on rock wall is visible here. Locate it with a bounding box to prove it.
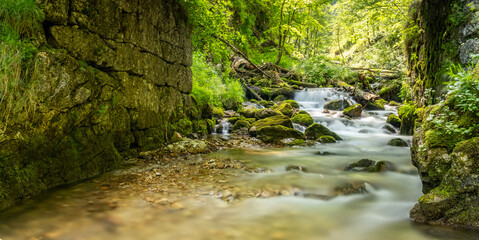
[0,0,198,211]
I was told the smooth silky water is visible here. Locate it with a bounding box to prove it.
[1,88,478,240]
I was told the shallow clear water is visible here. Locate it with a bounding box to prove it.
[1,89,479,240]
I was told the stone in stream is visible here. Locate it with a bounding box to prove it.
[285,165,309,172]
[344,159,396,173]
[317,136,336,144]
[305,123,342,141]
[386,114,401,128]
[324,99,352,111]
[256,125,305,144]
[249,115,293,136]
[388,138,408,147]
[365,99,386,110]
[383,124,397,134]
[343,104,363,118]
[291,113,314,127]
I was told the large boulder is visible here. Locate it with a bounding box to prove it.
[324,99,352,111]
[257,125,304,143]
[249,115,293,136]
[343,104,362,118]
[291,113,314,127]
[233,120,251,131]
[305,123,342,140]
[411,138,479,227]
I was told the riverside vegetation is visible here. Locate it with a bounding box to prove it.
[1,0,479,238]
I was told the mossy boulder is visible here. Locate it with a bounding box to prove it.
[233,120,251,131]
[386,114,401,128]
[318,136,336,144]
[387,138,408,147]
[365,100,385,110]
[259,100,274,108]
[343,104,362,118]
[255,108,281,119]
[249,115,293,136]
[273,95,286,102]
[290,139,306,146]
[324,99,352,111]
[291,113,314,127]
[398,103,419,135]
[305,123,342,141]
[283,100,300,108]
[238,106,257,118]
[388,101,401,106]
[277,102,294,116]
[257,125,304,144]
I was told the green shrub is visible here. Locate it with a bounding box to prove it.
[191,52,244,110]
[295,56,358,86]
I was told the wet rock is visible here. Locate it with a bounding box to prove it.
[165,139,209,155]
[318,136,336,144]
[233,120,251,131]
[291,113,314,127]
[276,102,293,116]
[388,138,408,147]
[286,165,309,172]
[322,109,330,114]
[249,115,293,136]
[279,138,306,146]
[315,151,336,156]
[344,159,396,172]
[398,104,418,135]
[238,106,257,118]
[383,124,397,134]
[387,114,401,128]
[305,123,342,141]
[365,100,386,110]
[343,104,362,118]
[359,129,371,134]
[334,182,368,195]
[283,100,300,109]
[324,99,352,111]
[257,125,304,144]
[255,108,281,119]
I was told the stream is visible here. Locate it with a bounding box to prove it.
[1,88,478,240]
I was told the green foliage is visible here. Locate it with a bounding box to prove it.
[0,0,44,37]
[296,56,358,86]
[447,63,479,115]
[191,52,244,110]
[0,0,43,127]
[327,0,413,70]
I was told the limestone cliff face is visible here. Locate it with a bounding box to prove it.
[406,0,479,227]
[0,0,204,210]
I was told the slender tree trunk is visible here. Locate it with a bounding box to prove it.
[275,0,287,65]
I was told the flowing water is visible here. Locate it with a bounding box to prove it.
[1,88,479,240]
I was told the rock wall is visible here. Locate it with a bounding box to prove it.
[0,0,206,210]
[406,0,479,227]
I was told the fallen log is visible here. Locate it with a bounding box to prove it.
[329,79,380,106]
